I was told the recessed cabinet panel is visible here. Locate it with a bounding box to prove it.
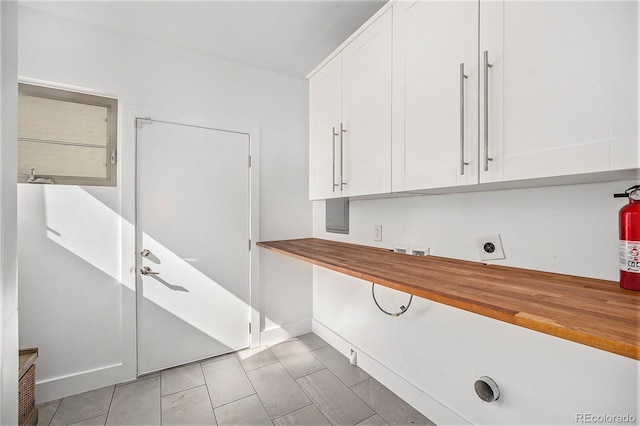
[342,9,393,197]
[392,0,479,192]
[609,1,639,171]
[480,0,639,183]
[309,55,343,200]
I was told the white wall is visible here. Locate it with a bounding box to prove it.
[0,2,19,423]
[17,5,312,403]
[312,180,640,424]
[314,180,635,281]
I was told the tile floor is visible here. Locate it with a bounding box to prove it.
[36,333,435,425]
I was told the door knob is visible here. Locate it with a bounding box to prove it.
[140,266,159,275]
[140,249,151,257]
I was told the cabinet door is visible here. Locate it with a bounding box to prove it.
[341,9,393,197]
[392,1,479,192]
[309,54,343,200]
[480,1,639,184]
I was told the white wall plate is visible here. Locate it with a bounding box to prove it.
[476,234,506,261]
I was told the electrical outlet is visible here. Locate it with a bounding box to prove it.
[374,225,383,242]
[409,246,430,256]
[476,234,506,261]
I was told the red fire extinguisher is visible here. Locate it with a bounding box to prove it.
[615,185,640,291]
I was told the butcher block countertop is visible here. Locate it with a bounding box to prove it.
[257,238,640,360]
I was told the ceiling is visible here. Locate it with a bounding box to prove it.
[19,0,387,79]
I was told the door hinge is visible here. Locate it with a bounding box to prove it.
[249,323,252,334]
[248,155,252,167]
[249,239,252,251]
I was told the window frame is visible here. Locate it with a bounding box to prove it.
[18,82,118,187]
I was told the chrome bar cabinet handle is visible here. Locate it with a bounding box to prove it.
[340,123,347,190]
[483,50,493,172]
[332,126,339,192]
[460,62,469,175]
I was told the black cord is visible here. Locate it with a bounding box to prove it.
[371,283,413,317]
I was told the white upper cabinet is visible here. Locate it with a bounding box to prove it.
[309,8,393,200]
[392,0,638,192]
[392,0,479,192]
[313,1,637,198]
[480,0,638,183]
[309,54,343,200]
[341,9,393,197]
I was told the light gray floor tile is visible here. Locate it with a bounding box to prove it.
[214,394,272,426]
[278,337,299,344]
[201,352,237,366]
[351,378,435,425]
[115,373,160,388]
[161,362,205,396]
[50,386,114,425]
[162,385,215,425]
[273,404,330,426]
[269,340,325,379]
[236,346,278,372]
[247,362,311,419]
[296,333,329,352]
[356,414,390,426]
[51,340,432,426]
[311,345,370,387]
[202,356,255,408]
[70,414,107,425]
[296,369,374,425]
[106,376,160,425]
[37,399,61,425]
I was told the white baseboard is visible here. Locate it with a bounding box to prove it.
[36,362,134,404]
[259,318,312,347]
[312,319,470,425]
[36,318,313,404]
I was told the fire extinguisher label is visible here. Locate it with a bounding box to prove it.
[620,240,640,273]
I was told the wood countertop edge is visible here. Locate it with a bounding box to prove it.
[510,315,639,360]
[257,239,640,361]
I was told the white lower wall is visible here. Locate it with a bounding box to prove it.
[17,5,312,403]
[17,184,133,401]
[260,250,313,343]
[313,267,639,425]
[312,180,640,424]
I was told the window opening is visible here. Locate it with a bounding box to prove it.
[18,83,117,186]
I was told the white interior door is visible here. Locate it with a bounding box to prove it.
[136,119,251,375]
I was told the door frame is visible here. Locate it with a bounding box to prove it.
[122,105,261,377]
